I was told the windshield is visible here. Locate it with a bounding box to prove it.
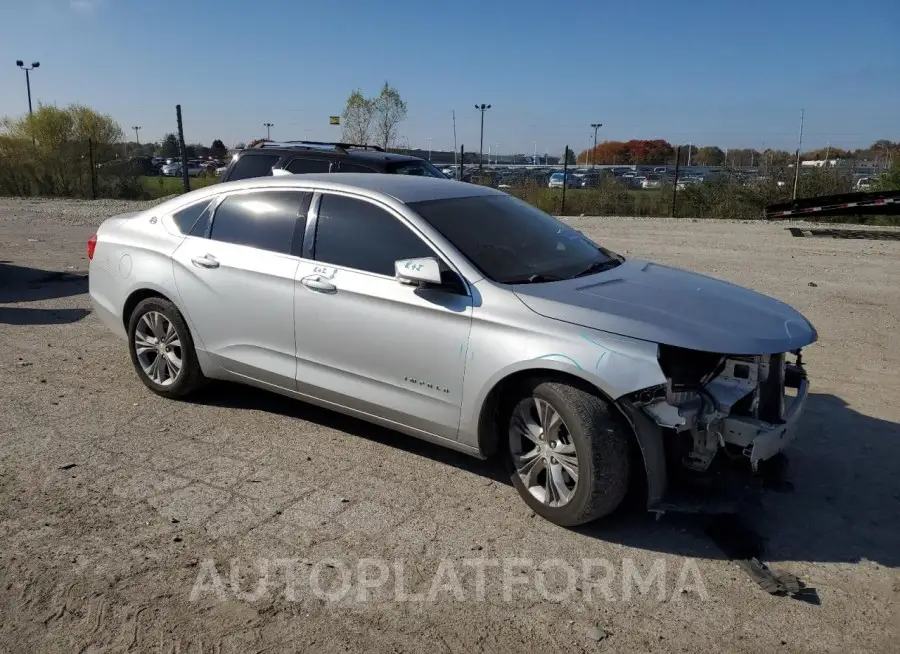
[408,194,621,284]
[385,160,447,178]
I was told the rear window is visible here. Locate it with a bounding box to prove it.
[226,154,280,181]
[385,160,447,178]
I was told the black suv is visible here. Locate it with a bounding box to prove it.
[221,140,448,182]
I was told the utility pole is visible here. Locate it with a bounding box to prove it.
[792,109,804,201]
[263,122,274,140]
[132,125,142,145]
[475,103,491,170]
[590,123,602,168]
[452,111,458,165]
[15,60,40,145]
[687,141,692,166]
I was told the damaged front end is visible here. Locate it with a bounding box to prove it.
[631,344,810,475]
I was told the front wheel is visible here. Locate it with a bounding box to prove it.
[127,297,206,398]
[506,381,632,526]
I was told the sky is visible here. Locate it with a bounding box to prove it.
[0,0,897,156]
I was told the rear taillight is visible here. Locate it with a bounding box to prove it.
[87,234,97,260]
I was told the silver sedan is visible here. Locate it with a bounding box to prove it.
[88,174,817,526]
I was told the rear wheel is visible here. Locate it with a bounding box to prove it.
[127,297,206,398]
[506,381,632,526]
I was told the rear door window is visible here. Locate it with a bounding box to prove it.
[338,162,376,173]
[227,154,281,181]
[285,158,332,174]
[209,191,311,255]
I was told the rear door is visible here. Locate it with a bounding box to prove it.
[172,189,311,388]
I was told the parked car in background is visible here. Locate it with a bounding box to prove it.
[221,140,448,183]
[87,174,817,527]
[641,174,662,190]
[548,171,578,188]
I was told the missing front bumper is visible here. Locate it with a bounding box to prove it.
[722,377,809,469]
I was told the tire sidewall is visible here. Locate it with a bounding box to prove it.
[506,382,626,527]
[127,298,197,396]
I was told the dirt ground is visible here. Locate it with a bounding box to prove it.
[1,197,898,653]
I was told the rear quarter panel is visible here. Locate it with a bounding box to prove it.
[89,209,186,339]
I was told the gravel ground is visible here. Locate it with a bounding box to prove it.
[0,197,898,653]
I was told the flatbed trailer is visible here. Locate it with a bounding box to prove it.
[765,189,900,219]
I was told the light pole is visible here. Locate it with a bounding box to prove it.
[132,126,142,145]
[428,137,432,161]
[590,123,602,168]
[15,60,40,145]
[263,122,274,140]
[475,103,491,170]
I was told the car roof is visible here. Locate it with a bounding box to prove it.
[241,146,423,164]
[173,173,502,206]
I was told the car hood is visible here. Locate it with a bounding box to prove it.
[513,259,817,354]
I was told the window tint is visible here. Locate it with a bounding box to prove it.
[209,191,310,254]
[338,162,376,173]
[409,195,619,284]
[285,158,332,174]
[385,160,447,178]
[227,154,280,181]
[314,195,434,276]
[171,200,211,234]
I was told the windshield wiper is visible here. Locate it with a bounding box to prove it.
[504,273,564,284]
[570,259,622,279]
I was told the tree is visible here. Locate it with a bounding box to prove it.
[340,90,375,144]
[372,82,407,150]
[694,146,725,166]
[0,103,124,196]
[210,139,227,158]
[159,133,179,158]
[2,103,122,153]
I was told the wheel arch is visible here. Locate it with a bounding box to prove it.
[475,365,663,508]
[121,286,179,330]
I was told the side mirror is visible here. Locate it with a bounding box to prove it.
[395,257,442,285]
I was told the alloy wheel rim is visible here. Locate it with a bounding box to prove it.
[509,397,579,507]
[134,311,182,387]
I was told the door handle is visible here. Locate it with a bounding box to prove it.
[300,275,336,293]
[191,255,219,269]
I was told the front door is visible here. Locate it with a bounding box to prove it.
[172,188,311,388]
[293,192,472,439]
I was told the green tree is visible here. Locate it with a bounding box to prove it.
[341,90,376,144]
[694,146,725,166]
[372,82,407,150]
[159,133,179,158]
[875,157,900,191]
[210,139,227,158]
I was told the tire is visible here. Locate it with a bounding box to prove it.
[505,381,631,527]
[127,297,206,398]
